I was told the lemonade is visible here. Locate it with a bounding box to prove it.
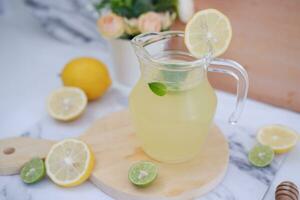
[130,28,248,162]
[129,69,217,163]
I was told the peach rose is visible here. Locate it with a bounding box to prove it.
[138,12,162,33]
[97,13,125,39]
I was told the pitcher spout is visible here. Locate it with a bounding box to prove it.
[131,31,191,62]
[131,32,161,58]
[131,32,160,48]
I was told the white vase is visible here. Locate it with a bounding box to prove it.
[178,0,195,23]
[110,39,140,87]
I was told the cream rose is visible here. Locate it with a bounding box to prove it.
[138,12,162,33]
[161,12,176,30]
[124,18,139,35]
[97,13,125,39]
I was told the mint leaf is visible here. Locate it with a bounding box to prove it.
[148,82,167,96]
[161,70,188,90]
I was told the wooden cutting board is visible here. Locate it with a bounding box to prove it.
[0,109,229,200]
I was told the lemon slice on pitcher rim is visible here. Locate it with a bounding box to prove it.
[184,9,232,58]
[257,124,298,154]
[47,87,87,121]
[45,139,95,187]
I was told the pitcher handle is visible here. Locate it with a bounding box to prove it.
[208,58,249,124]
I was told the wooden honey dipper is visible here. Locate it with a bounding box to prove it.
[276,181,299,200]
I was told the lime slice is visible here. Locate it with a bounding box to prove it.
[128,161,158,187]
[184,9,232,58]
[257,124,298,154]
[20,158,46,184]
[248,145,274,167]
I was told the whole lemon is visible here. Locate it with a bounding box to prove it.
[61,57,111,101]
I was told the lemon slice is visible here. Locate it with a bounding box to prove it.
[47,87,87,121]
[184,9,232,58]
[257,125,299,154]
[45,139,95,187]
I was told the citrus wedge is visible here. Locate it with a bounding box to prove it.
[257,124,298,154]
[45,139,95,187]
[47,87,87,121]
[184,9,232,58]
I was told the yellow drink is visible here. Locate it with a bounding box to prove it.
[130,31,249,163]
[129,75,217,163]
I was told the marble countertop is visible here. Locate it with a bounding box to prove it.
[0,1,300,200]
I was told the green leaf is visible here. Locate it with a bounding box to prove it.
[148,82,168,96]
[154,0,178,12]
[95,0,178,18]
[124,0,133,7]
[112,6,132,18]
[94,0,111,10]
[132,0,154,17]
[111,0,133,18]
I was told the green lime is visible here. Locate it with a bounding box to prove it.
[20,158,46,184]
[248,145,274,167]
[128,161,158,187]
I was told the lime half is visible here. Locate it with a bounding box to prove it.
[248,145,274,167]
[128,161,158,187]
[20,158,46,184]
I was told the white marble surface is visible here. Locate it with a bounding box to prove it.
[0,1,300,200]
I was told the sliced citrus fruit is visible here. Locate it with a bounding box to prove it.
[248,145,274,168]
[47,87,87,121]
[257,124,298,154]
[20,158,46,184]
[128,161,158,187]
[45,139,95,187]
[184,9,232,58]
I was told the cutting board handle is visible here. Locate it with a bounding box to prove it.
[0,137,54,175]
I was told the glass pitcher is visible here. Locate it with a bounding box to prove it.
[129,31,249,163]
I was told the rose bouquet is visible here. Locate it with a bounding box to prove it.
[95,0,178,39]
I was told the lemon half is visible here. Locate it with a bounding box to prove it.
[257,124,298,154]
[47,87,87,121]
[45,139,95,187]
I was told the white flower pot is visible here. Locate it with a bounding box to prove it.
[110,39,140,87]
